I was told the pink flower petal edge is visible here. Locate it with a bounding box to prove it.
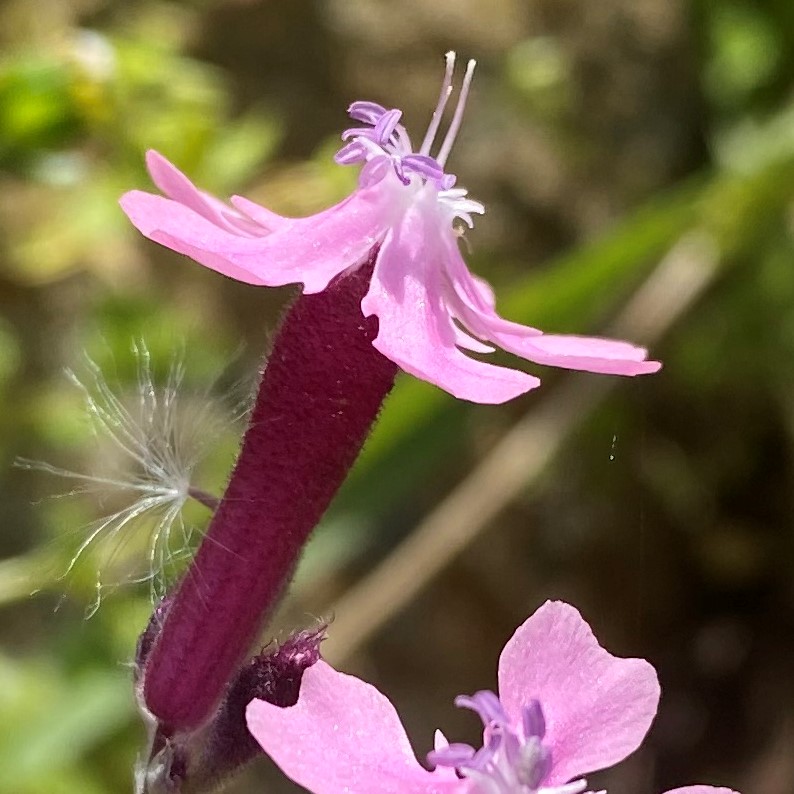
[497,600,660,785]
[664,789,740,794]
[121,153,395,295]
[361,193,540,404]
[246,660,458,794]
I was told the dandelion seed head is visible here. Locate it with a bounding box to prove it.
[19,341,241,614]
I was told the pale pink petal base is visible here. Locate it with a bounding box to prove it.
[246,661,458,794]
[362,198,540,404]
[442,238,661,378]
[497,601,660,786]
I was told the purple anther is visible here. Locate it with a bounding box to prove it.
[338,100,456,191]
[390,157,409,185]
[372,109,403,146]
[334,140,367,165]
[340,125,377,143]
[522,698,546,740]
[440,172,457,190]
[454,690,509,728]
[347,100,388,124]
[401,154,447,185]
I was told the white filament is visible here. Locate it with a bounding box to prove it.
[419,51,456,156]
[436,57,477,167]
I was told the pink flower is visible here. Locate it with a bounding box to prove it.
[246,601,738,794]
[120,53,660,405]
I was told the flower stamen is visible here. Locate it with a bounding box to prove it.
[419,51,456,156]
[436,57,476,168]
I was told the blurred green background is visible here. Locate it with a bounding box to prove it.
[1,0,793,792]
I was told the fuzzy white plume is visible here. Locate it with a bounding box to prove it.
[18,341,243,615]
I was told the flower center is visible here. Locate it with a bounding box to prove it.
[428,692,589,794]
[334,52,480,205]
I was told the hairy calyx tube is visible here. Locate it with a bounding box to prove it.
[138,254,396,735]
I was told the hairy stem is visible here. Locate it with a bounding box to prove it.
[140,254,397,733]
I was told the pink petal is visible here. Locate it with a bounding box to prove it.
[246,661,459,794]
[120,180,393,293]
[453,324,496,354]
[442,235,542,338]
[497,601,660,786]
[230,194,294,231]
[663,789,740,794]
[213,187,390,294]
[120,191,271,285]
[503,334,663,376]
[470,274,496,309]
[145,151,267,236]
[362,199,540,404]
[441,238,660,376]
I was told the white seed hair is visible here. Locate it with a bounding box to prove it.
[19,341,243,616]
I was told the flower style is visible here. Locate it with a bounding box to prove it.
[120,53,660,405]
[246,601,738,794]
